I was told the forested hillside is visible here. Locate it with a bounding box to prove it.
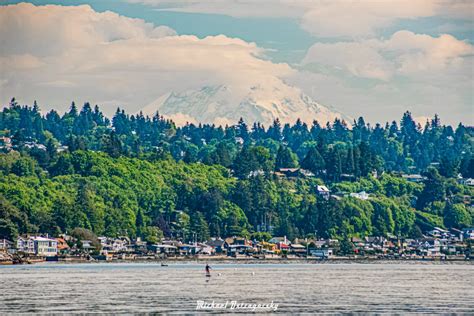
[0,98,473,242]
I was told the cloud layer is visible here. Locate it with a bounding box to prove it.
[302,30,473,81]
[129,0,474,38]
[0,3,294,115]
[0,2,472,125]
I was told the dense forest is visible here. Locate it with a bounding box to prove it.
[0,98,473,243]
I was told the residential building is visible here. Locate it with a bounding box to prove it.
[349,191,370,200]
[0,239,13,251]
[206,238,226,253]
[310,248,333,258]
[402,174,426,183]
[17,236,57,256]
[316,185,330,200]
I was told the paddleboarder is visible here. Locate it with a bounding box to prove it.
[205,263,211,276]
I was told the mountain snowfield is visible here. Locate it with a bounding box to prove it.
[140,82,350,127]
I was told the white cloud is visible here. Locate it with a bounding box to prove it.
[302,42,394,80]
[294,30,474,125]
[0,2,471,125]
[128,0,473,38]
[302,31,474,80]
[0,3,294,115]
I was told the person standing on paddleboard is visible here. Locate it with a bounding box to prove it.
[205,263,211,275]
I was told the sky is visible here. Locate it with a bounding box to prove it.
[0,0,473,125]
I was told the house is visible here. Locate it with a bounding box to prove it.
[131,237,148,253]
[234,137,244,145]
[350,191,370,200]
[463,178,474,187]
[340,173,356,182]
[462,228,474,240]
[227,244,253,256]
[198,243,214,255]
[0,239,13,252]
[289,243,306,255]
[206,238,226,253]
[257,241,277,253]
[268,236,289,245]
[278,168,315,178]
[418,238,442,257]
[310,248,333,258]
[80,240,96,253]
[225,237,251,247]
[55,237,70,254]
[23,141,47,151]
[316,185,330,200]
[178,243,199,255]
[427,227,450,239]
[153,244,178,255]
[17,236,58,256]
[57,145,68,153]
[0,136,12,150]
[248,170,265,177]
[402,174,426,183]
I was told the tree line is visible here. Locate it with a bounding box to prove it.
[0,99,472,242]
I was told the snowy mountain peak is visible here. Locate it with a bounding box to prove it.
[141,83,349,126]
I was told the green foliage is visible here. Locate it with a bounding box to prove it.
[0,103,473,242]
[250,231,272,242]
[444,203,472,229]
[141,226,164,244]
[70,227,101,250]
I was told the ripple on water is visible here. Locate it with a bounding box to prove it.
[0,262,473,313]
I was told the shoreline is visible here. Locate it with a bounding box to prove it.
[2,256,472,266]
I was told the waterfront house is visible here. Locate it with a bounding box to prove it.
[462,228,474,240]
[131,237,148,253]
[55,237,70,254]
[227,244,253,256]
[153,244,178,255]
[257,241,277,253]
[18,236,58,256]
[289,243,306,255]
[178,243,200,255]
[224,237,252,248]
[0,239,13,252]
[206,238,226,253]
[427,227,450,239]
[80,240,96,253]
[418,238,442,257]
[268,236,289,245]
[310,248,333,258]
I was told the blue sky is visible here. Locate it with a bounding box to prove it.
[1,0,473,124]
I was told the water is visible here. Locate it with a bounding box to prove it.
[1,262,473,314]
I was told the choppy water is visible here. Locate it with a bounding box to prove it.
[1,262,473,314]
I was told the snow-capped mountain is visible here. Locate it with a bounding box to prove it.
[140,83,349,126]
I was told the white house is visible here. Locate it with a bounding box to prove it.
[310,248,333,258]
[350,191,370,200]
[17,236,57,256]
[316,185,330,200]
[463,178,474,186]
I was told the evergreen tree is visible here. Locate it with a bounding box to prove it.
[301,147,325,175]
